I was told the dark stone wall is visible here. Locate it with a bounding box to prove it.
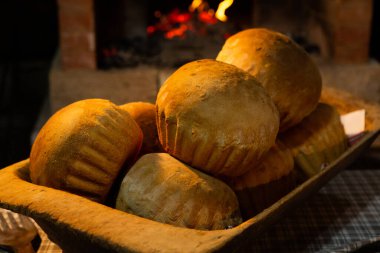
[0,0,58,167]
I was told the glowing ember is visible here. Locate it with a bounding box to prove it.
[215,0,234,22]
[165,24,190,39]
[168,9,191,24]
[198,10,218,25]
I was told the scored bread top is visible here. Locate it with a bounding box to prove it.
[30,99,143,202]
[279,103,348,177]
[156,59,280,177]
[232,140,294,190]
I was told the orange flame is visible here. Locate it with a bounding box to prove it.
[189,0,203,12]
[215,0,234,22]
[148,0,234,39]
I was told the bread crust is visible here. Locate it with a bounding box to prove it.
[30,99,143,202]
[217,28,322,131]
[232,141,294,189]
[116,153,242,230]
[156,59,280,177]
[231,141,295,218]
[279,103,348,178]
[119,102,164,155]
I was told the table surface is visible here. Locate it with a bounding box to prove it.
[248,148,380,253]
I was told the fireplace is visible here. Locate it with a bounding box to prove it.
[58,0,255,70]
[95,0,253,69]
[51,0,379,113]
[57,0,374,69]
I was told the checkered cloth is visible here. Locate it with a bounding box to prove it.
[248,169,380,253]
[0,208,61,253]
[34,224,62,253]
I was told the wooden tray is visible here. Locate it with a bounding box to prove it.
[0,87,379,253]
[0,130,378,253]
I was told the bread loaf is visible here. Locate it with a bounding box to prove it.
[231,141,295,218]
[217,28,322,131]
[156,59,280,177]
[119,102,164,155]
[280,103,348,179]
[116,153,242,230]
[30,99,143,202]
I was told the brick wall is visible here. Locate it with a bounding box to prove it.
[58,0,96,69]
[324,0,373,63]
[253,0,373,63]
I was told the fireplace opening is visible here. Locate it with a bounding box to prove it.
[94,0,253,69]
[92,0,375,70]
[58,0,376,70]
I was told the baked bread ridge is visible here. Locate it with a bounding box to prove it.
[232,141,294,190]
[116,153,243,230]
[216,28,322,132]
[231,141,295,218]
[119,102,164,155]
[156,59,280,177]
[279,103,348,179]
[30,99,143,203]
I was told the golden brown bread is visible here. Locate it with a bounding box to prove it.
[30,99,143,203]
[116,153,242,230]
[119,102,164,155]
[216,28,322,131]
[156,59,280,177]
[231,141,295,218]
[279,103,348,179]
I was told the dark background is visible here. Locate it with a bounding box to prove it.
[370,0,380,62]
[0,0,58,168]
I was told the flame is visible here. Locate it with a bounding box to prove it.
[189,0,203,12]
[147,0,234,39]
[215,0,234,22]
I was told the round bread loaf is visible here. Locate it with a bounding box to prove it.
[216,28,322,131]
[279,103,348,180]
[119,102,163,155]
[116,153,242,230]
[231,141,295,218]
[30,99,143,203]
[156,59,280,177]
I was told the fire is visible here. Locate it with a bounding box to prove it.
[198,9,218,25]
[190,0,234,22]
[215,0,234,22]
[147,0,235,39]
[165,24,190,39]
[189,0,203,12]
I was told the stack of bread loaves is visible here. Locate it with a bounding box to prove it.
[29,28,348,230]
[215,28,347,183]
